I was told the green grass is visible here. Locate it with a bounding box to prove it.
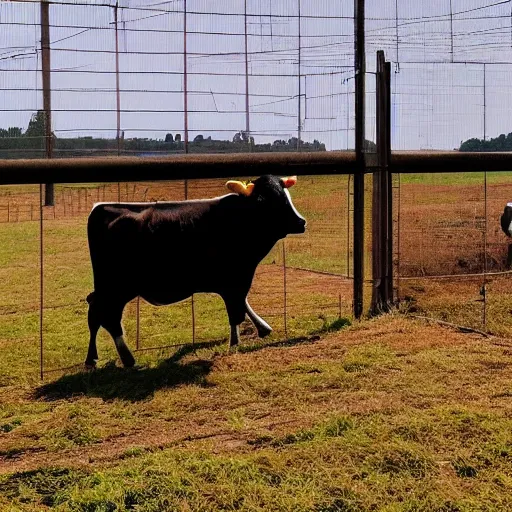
[399,170,512,186]
[2,177,512,509]
[0,316,511,510]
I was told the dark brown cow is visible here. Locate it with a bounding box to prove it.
[85,174,306,368]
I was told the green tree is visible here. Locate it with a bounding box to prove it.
[0,127,23,138]
[25,110,47,137]
[460,132,512,152]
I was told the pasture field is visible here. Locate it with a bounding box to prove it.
[1,173,512,509]
[2,172,512,377]
[397,171,512,335]
[1,316,512,510]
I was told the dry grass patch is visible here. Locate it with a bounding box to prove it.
[0,316,511,509]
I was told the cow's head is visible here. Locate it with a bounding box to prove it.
[501,203,512,237]
[226,175,306,236]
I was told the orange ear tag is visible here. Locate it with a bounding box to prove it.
[282,176,297,188]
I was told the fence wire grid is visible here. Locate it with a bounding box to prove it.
[0,177,356,381]
[2,0,512,381]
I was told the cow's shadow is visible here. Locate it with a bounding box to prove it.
[34,340,224,402]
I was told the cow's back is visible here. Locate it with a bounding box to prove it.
[87,197,246,299]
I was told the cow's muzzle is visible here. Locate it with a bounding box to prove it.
[290,218,306,234]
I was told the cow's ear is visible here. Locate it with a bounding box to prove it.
[226,180,255,196]
[281,176,297,189]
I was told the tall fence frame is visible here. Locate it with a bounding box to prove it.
[3,0,512,379]
[3,109,512,380]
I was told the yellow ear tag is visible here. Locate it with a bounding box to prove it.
[226,180,254,196]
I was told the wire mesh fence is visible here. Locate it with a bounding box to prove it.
[0,0,355,158]
[394,170,512,336]
[0,175,356,382]
[0,0,361,380]
[3,0,512,382]
[363,0,512,334]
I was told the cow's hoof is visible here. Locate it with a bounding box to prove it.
[121,354,136,368]
[257,326,272,338]
[121,357,136,368]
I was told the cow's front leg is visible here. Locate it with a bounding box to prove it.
[245,299,272,338]
[230,324,241,347]
[85,292,100,369]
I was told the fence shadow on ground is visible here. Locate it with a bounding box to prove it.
[33,339,225,402]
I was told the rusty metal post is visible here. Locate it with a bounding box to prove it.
[114,1,122,156]
[353,0,366,319]
[41,0,53,206]
[371,131,382,312]
[483,171,488,330]
[183,0,189,155]
[244,0,251,150]
[136,296,141,350]
[39,184,44,380]
[283,240,288,339]
[371,51,392,314]
[384,61,393,305]
[184,180,195,345]
[347,174,351,278]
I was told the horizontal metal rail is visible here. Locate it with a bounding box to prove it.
[4,150,503,201]
[391,151,512,174]
[1,150,511,186]
[0,152,356,186]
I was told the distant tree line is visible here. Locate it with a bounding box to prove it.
[459,133,512,152]
[0,111,326,158]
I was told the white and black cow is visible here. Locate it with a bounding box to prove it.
[501,203,512,237]
[85,174,306,368]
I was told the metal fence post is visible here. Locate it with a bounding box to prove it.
[384,61,393,305]
[372,51,392,314]
[39,184,44,380]
[283,239,288,339]
[353,0,366,319]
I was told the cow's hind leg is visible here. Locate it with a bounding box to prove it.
[245,299,272,338]
[102,299,136,368]
[85,292,100,369]
[223,295,246,347]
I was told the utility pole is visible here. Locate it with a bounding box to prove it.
[114,1,122,156]
[244,0,251,149]
[297,0,302,151]
[183,0,189,155]
[41,0,53,206]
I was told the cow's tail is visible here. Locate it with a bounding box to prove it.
[86,291,95,304]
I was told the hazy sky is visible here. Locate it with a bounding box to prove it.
[1,0,511,150]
